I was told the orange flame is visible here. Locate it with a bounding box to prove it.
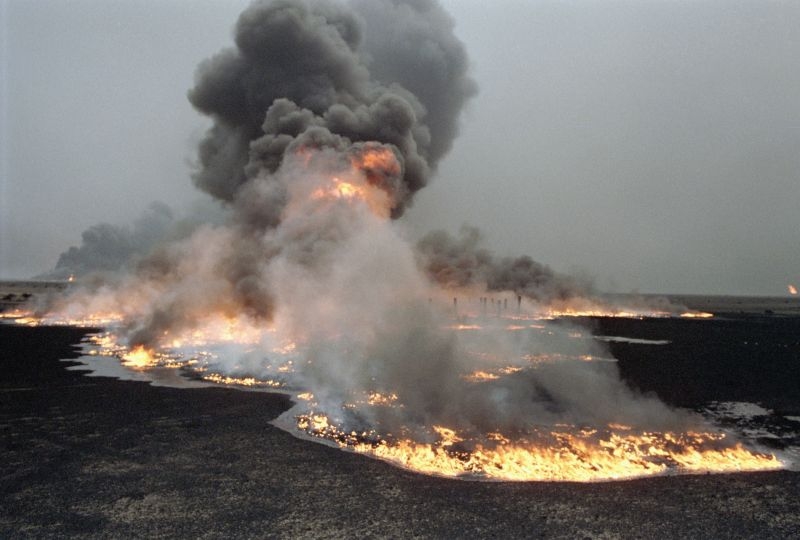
[679,311,714,319]
[462,370,500,382]
[309,174,392,218]
[121,345,156,369]
[295,410,782,482]
[789,284,798,295]
[350,146,401,176]
[350,429,782,482]
[7,289,782,483]
[311,177,368,202]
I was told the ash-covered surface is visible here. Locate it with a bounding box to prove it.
[2,324,799,538]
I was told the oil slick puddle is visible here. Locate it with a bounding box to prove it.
[64,354,213,389]
[703,401,800,470]
[594,335,671,345]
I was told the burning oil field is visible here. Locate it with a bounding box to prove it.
[4,0,797,483]
[5,300,797,484]
[3,0,800,536]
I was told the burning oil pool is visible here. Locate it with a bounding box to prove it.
[3,308,793,483]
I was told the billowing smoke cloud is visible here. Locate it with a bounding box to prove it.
[51,0,587,317]
[114,0,477,346]
[45,0,477,346]
[188,0,476,220]
[416,226,592,302]
[349,0,475,164]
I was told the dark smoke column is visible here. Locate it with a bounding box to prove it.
[188,0,476,222]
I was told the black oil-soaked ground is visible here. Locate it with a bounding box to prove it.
[592,315,800,413]
[1,323,799,538]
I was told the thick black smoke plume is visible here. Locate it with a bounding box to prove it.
[50,0,583,311]
[189,0,476,220]
[416,226,592,302]
[43,0,478,348]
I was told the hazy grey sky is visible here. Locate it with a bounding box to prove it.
[2,0,799,294]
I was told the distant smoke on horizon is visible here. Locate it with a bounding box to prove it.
[42,202,175,280]
[416,226,593,302]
